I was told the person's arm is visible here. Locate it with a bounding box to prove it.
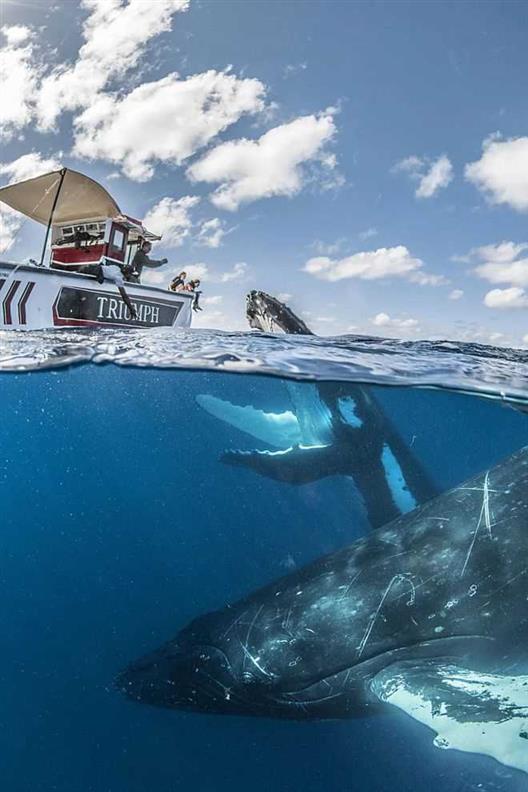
[142,254,168,268]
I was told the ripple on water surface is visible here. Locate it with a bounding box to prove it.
[1,328,528,405]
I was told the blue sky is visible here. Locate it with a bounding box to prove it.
[1,0,528,344]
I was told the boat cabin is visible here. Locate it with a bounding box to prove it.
[51,214,160,273]
[0,167,195,331]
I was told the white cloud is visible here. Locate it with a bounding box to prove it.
[187,111,338,210]
[0,26,40,141]
[184,263,210,281]
[394,154,453,198]
[484,287,528,309]
[1,24,32,46]
[202,295,223,306]
[277,292,292,302]
[219,262,247,282]
[73,70,266,181]
[35,0,190,131]
[449,289,464,300]
[416,155,453,198]
[0,152,61,183]
[465,241,528,287]
[466,135,528,212]
[196,218,226,248]
[143,195,199,247]
[471,241,528,263]
[476,258,528,287]
[371,312,421,336]
[0,152,61,252]
[303,245,445,285]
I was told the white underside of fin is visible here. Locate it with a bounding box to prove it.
[196,394,301,448]
[374,663,528,775]
[381,443,417,513]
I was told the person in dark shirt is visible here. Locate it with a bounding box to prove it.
[130,241,168,282]
[169,271,187,292]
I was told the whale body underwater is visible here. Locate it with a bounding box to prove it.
[197,291,438,530]
[119,447,528,775]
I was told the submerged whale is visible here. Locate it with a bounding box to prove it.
[197,291,438,528]
[118,447,528,775]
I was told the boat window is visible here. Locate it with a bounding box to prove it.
[110,227,125,252]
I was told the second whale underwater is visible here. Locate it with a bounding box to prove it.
[198,291,438,530]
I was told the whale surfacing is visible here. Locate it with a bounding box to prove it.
[118,448,528,775]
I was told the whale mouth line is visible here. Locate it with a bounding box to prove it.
[276,633,497,699]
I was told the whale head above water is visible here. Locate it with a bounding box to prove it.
[119,448,528,774]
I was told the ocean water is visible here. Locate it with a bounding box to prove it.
[2,329,528,792]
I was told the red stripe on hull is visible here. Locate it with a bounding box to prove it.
[3,281,20,325]
[18,282,35,325]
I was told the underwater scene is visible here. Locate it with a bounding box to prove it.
[3,329,528,792]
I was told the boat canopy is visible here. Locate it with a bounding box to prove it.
[0,167,160,240]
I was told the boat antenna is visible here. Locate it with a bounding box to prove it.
[39,167,67,267]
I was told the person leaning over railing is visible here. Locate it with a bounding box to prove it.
[128,240,168,283]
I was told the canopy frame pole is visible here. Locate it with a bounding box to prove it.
[39,168,67,267]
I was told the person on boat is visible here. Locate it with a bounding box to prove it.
[129,240,168,283]
[169,271,187,292]
[98,261,139,320]
[186,279,203,312]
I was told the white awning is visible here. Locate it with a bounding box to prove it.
[0,168,121,225]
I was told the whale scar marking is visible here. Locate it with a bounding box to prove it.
[241,604,265,673]
[460,471,497,577]
[357,574,416,658]
[239,641,275,679]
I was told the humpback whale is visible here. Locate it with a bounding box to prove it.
[119,447,528,775]
[197,291,438,528]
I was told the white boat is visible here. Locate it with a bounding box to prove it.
[0,168,195,330]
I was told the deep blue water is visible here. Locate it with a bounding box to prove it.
[2,332,528,792]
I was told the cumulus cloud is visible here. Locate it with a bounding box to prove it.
[466,135,528,212]
[449,289,464,300]
[187,112,338,210]
[73,70,266,181]
[196,218,226,248]
[143,195,199,247]
[303,245,445,285]
[0,152,61,252]
[219,262,247,282]
[35,0,190,130]
[394,154,453,198]
[484,287,528,309]
[371,312,421,336]
[0,26,41,140]
[463,241,528,287]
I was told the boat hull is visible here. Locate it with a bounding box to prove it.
[0,263,193,330]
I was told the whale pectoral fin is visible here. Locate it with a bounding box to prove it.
[371,659,528,775]
[221,445,340,485]
[196,394,301,448]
